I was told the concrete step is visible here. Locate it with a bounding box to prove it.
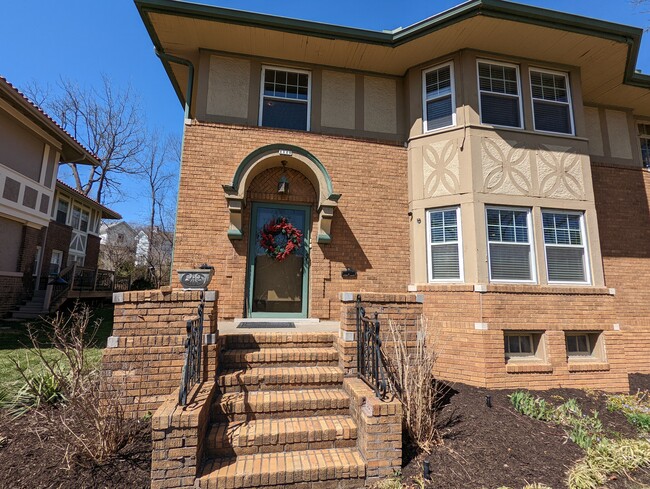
[206,415,358,457]
[213,389,350,422]
[221,332,335,350]
[218,366,345,393]
[220,347,339,368]
[198,448,366,489]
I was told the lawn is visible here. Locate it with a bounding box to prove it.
[0,302,113,390]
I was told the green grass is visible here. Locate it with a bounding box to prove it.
[0,303,111,392]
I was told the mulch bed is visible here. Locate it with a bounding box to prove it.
[0,409,151,489]
[400,374,650,489]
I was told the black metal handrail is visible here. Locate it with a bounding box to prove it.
[356,294,388,398]
[179,291,206,406]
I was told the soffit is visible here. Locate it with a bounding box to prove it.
[144,3,650,117]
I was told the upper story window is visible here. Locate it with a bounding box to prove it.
[259,67,310,131]
[542,210,589,284]
[56,199,69,224]
[71,205,90,232]
[639,123,650,168]
[478,60,522,129]
[530,69,573,135]
[427,207,463,282]
[486,207,535,282]
[422,62,455,132]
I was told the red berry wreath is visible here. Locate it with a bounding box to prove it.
[259,216,303,261]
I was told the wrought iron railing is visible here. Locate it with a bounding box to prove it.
[179,291,206,406]
[356,294,388,398]
[113,276,131,292]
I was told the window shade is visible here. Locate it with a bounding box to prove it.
[489,243,531,281]
[546,247,585,282]
[533,102,571,133]
[426,97,453,130]
[481,93,521,127]
[430,243,460,280]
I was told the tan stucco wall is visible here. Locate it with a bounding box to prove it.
[606,109,633,160]
[206,55,250,119]
[363,76,397,134]
[0,108,45,182]
[321,70,355,130]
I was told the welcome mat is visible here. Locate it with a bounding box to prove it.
[236,322,296,329]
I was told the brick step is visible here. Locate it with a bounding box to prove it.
[198,448,366,489]
[213,389,351,422]
[221,332,335,350]
[220,347,339,368]
[218,366,345,393]
[206,415,358,457]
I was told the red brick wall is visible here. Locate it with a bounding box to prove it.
[40,221,72,283]
[85,234,100,269]
[0,275,24,317]
[593,163,650,374]
[173,123,410,320]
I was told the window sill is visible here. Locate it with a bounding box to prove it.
[0,271,24,278]
[506,361,553,374]
[567,361,609,372]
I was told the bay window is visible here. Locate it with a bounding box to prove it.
[478,60,522,128]
[422,62,455,132]
[427,207,463,282]
[530,69,573,135]
[542,210,589,284]
[486,207,535,282]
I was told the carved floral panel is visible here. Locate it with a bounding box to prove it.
[422,139,460,197]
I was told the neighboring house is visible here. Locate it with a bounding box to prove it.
[0,76,122,317]
[134,0,650,386]
[99,220,138,271]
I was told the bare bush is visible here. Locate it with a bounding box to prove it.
[384,316,442,453]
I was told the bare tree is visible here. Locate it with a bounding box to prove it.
[25,76,145,204]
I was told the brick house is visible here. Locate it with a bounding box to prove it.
[113,0,650,486]
[0,76,121,318]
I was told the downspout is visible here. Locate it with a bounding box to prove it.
[154,48,195,284]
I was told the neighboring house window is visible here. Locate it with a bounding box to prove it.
[639,123,650,168]
[478,60,522,128]
[426,207,463,282]
[486,207,535,282]
[566,333,592,356]
[542,210,589,284]
[422,62,455,132]
[56,199,69,224]
[117,233,125,244]
[49,250,63,275]
[259,67,310,131]
[530,69,573,134]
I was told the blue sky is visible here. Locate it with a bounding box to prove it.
[1,0,649,223]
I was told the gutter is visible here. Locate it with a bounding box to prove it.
[154,48,195,120]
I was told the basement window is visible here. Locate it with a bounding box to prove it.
[565,332,596,357]
[504,331,545,362]
[259,66,311,131]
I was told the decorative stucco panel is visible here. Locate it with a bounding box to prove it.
[537,144,585,200]
[481,138,532,196]
[422,139,460,197]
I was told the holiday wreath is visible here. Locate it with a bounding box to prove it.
[259,216,303,261]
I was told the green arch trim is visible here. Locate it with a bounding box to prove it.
[229,144,335,198]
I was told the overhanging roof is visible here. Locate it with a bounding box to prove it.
[56,180,122,220]
[0,76,101,166]
[135,0,650,117]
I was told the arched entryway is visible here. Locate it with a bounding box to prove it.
[223,144,340,318]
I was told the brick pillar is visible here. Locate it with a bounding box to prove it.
[101,288,219,417]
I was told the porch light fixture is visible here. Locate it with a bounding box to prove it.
[278,160,289,194]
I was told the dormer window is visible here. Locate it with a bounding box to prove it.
[478,60,523,129]
[259,67,310,131]
[422,62,456,132]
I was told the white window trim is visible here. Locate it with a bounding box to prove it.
[486,205,537,284]
[542,209,591,285]
[55,196,70,224]
[638,122,650,169]
[529,67,575,136]
[258,65,312,131]
[422,61,456,133]
[477,59,524,130]
[426,206,464,283]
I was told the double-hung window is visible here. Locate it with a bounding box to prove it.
[259,67,310,131]
[427,207,463,282]
[486,207,535,282]
[478,60,522,128]
[639,123,650,168]
[530,69,573,135]
[542,211,589,284]
[56,199,69,225]
[422,63,455,132]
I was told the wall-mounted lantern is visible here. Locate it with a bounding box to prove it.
[278,160,289,194]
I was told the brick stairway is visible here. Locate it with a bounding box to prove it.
[196,332,367,489]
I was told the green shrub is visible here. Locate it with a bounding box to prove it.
[607,392,650,433]
[626,411,650,433]
[509,391,553,421]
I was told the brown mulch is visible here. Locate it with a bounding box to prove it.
[0,409,151,489]
[400,374,650,489]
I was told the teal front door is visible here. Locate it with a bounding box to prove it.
[247,203,310,318]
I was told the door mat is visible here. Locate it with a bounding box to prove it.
[237,322,296,329]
